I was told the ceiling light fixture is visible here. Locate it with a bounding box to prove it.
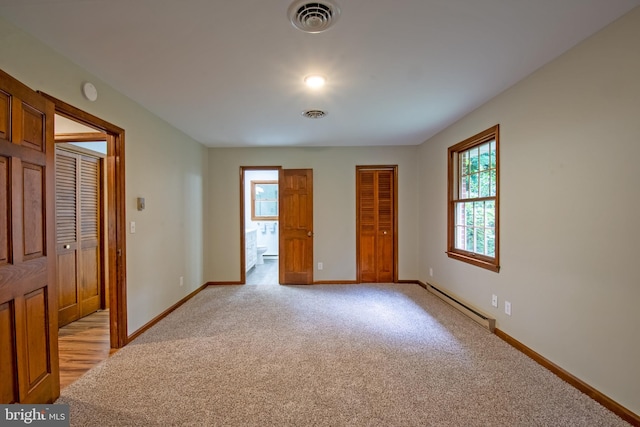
[304,75,326,89]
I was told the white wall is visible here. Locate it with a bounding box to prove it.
[206,146,419,282]
[417,8,640,414]
[0,16,209,334]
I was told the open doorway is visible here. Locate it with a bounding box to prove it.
[54,116,107,327]
[241,167,280,285]
[54,115,111,388]
[40,92,128,389]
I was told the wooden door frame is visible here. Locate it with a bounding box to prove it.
[355,165,399,283]
[40,92,128,349]
[239,166,281,284]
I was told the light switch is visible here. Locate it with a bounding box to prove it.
[130,221,136,234]
[137,197,145,211]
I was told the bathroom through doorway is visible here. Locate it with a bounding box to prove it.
[242,167,280,285]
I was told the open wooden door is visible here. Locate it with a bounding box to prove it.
[279,169,313,285]
[357,166,397,283]
[0,69,59,403]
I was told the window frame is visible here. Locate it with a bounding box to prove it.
[447,125,500,272]
[251,180,278,221]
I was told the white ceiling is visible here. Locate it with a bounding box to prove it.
[55,114,98,134]
[1,0,638,147]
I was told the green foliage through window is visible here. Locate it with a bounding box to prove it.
[454,139,496,258]
[448,125,499,272]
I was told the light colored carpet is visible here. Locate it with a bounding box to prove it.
[57,283,630,426]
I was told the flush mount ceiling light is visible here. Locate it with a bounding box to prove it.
[302,109,327,119]
[304,75,326,89]
[288,0,340,33]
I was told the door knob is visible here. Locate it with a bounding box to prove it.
[63,244,70,249]
[383,231,388,235]
[307,231,313,237]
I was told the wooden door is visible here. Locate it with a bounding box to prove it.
[56,147,102,327]
[357,167,396,283]
[78,154,102,317]
[279,169,313,285]
[0,69,59,403]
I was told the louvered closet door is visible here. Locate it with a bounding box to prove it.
[376,170,394,282]
[55,148,102,327]
[78,155,101,317]
[56,150,79,327]
[357,168,395,283]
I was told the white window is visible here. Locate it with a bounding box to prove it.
[251,180,278,220]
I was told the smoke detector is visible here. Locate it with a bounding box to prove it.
[302,109,328,119]
[288,0,340,33]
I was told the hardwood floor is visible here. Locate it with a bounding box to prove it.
[58,309,116,389]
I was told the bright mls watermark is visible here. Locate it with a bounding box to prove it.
[1,405,69,426]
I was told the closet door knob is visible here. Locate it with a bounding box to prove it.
[64,244,71,249]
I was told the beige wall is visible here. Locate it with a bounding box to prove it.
[2,5,639,415]
[0,16,209,334]
[417,8,640,414]
[205,146,419,282]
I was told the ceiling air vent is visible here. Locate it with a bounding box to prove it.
[302,109,327,119]
[288,0,340,33]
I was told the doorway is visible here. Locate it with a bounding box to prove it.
[240,167,314,285]
[41,92,128,352]
[54,122,107,328]
[53,119,111,388]
[0,70,126,402]
[356,165,398,283]
[241,167,280,285]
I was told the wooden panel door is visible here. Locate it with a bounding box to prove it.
[0,69,59,403]
[56,148,102,327]
[357,167,396,283]
[279,169,313,285]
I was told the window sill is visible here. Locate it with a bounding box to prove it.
[446,251,500,273]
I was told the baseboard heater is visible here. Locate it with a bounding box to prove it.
[425,282,495,332]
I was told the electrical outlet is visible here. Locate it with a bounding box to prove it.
[130,221,136,234]
[429,268,433,277]
[318,262,323,270]
[505,301,512,316]
[179,276,184,287]
[491,294,498,308]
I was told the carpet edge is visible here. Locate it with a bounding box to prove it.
[495,328,639,426]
